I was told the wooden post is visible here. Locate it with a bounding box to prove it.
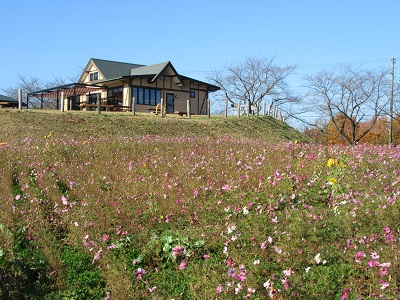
[263,102,266,116]
[187,100,190,118]
[237,100,241,118]
[160,97,164,117]
[60,92,65,112]
[207,99,210,118]
[132,96,136,116]
[246,99,250,117]
[18,89,22,110]
[224,98,228,118]
[97,96,101,114]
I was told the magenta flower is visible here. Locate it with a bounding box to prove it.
[172,245,183,256]
[134,268,146,280]
[179,260,187,270]
[261,241,267,249]
[355,251,365,263]
[341,288,351,300]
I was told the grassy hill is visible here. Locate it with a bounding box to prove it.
[0,109,309,143]
[1,109,398,299]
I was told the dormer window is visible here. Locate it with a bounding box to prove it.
[89,72,99,81]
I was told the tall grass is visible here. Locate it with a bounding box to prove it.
[0,110,399,299]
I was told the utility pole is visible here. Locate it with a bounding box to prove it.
[389,57,395,146]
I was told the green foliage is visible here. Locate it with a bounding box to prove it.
[0,224,53,299]
[145,230,206,268]
[52,246,106,300]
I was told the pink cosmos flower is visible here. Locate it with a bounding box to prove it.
[273,245,282,254]
[379,267,388,275]
[134,268,146,280]
[216,284,223,294]
[104,291,110,300]
[179,260,187,270]
[380,280,389,289]
[367,260,380,268]
[179,260,186,270]
[235,283,242,294]
[355,251,365,263]
[172,245,183,256]
[283,268,292,277]
[341,288,351,300]
[102,234,109,242]
[92,249,102,264]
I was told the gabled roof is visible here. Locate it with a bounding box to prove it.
[80,58,144,82]
[127,61,182,84]
[80,58,220,91]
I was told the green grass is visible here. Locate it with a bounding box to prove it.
[0,109,309,143]
[0,109,399,299]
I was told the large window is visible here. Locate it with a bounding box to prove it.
[87,93,99,104]
[108,86,123,106]
[132,87,161,106]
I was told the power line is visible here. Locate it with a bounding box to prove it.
[181,58,391,74]
[297,58,389,70]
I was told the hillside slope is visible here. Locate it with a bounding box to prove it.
[0,110,309,143]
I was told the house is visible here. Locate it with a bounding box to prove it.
[0,94,20,108]
[28,58,219,114]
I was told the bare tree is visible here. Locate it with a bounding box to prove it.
[304,65,391,146]
[1,68,83,109]
[207,56,298,115]
[1,74,45,108]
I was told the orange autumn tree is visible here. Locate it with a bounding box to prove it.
[326,115,400,145]
[362,116,389,145]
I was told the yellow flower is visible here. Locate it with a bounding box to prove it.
[328,177,337,185]
[327,158,335,167]
[294,140,298,144]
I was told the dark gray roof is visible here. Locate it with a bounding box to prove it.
[129,61,170,77]
[0,94,17,102]
[88,58,220,91]
[91,58,144,80]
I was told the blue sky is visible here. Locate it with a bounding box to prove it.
[1,1,399,96]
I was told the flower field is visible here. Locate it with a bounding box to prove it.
[0,111,399,299]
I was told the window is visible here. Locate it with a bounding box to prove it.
[87,93,99,105]
[132,87,162,106]
[190,91,196,98]
[89,72,99,81]
[108,86,123,106]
